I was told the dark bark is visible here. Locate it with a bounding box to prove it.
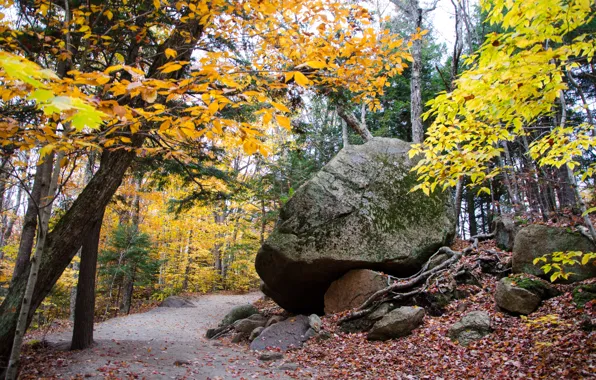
[120,268,135,315]
[70,209,104,350]
[0,7,206,369]
[11,159,51,281]
[556,166,575,209]
[336,105,373,142]
[467,190,477,237]
[0,140,141,365]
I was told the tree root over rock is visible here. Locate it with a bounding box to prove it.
[338,246,474,324]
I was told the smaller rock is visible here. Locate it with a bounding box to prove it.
[259,351,284,361]
[231,332,246,343]
[367,307,425,341]
[448,311,492,346]
[250,315,311,351]
[266,315,285,327]
[368,303,392,320]
[159,296,195,308]
[278,362,299,371]
[495,277,542,315]
[493,216,520,252]
[324,269,388,314]
[220,304,259,327]
[339,303,391,333]
[317,330,332,340]
[572,284,596,308]
[249,327,265,342]
[428,253,450,270]
[234,316,267,334]
[205,326,229,339]
[308,314,322,332]
[304,328,317,340]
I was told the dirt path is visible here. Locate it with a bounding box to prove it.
[44,293,310,379]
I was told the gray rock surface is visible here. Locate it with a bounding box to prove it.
[324,269,388,314]
[234,316,267,334]
[256,138,455,313]
[367,306,425,341]
[495,278,542,315]
[250,315,311,351]
[448,311,492,346]
[265,315,285,327]
[249,327,265,342]
[493,216,520,252]
[220,304,259,327]
[513,225,596,281]
[159,296,196,308]
[308,314,322,332]
[258,352,284,361]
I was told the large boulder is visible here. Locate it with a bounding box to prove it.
[448,311,492,346]
[324,269,388,314]
[250,315,311,351]
[256,138,455,313]
[367,306,425,341]
[513,225,596,281]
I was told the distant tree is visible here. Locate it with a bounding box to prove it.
[99,224,159,316]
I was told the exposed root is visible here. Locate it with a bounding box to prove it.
[338,246,467,324]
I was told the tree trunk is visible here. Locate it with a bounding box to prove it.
[409,7,424,144]
[5,154,55,379]
[466,190,478,237]
[120,266,135,315]
[337,105,373,142]
[0,139,142,367]
[70,209,104,350]
[181,229,193,292]
[70,152,96,321]
[11,158,51,281]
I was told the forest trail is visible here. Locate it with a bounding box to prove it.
[44,292,306,379]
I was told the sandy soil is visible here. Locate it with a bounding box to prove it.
[43,292,309,379]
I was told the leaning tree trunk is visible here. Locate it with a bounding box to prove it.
[4,155,54,380]
[70,209,105,350]
[11,157,51,281]
[0,139,142,366]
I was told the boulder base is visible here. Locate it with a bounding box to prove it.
[256,138,455,314]
[513,225,596,281]
[324,269,388,314]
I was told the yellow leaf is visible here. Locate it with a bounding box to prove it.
[271,102,290,113]
[276,115,291,130]
[305,60,326,69]
[284,72,294,83]
[293,71,310,86]
[165,48,178,59]
[160,63,183,73]
[104,10,113,20]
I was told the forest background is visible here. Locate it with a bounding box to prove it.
[0,0,594,375]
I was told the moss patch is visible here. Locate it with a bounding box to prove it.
[572,284,596,308]
[505,275,554,299]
